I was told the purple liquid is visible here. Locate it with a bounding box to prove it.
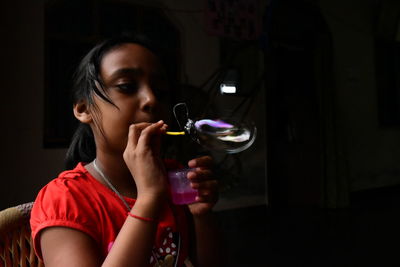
[168,168,198,205]
[171,190,198,205]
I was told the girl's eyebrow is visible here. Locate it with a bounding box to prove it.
[107,67,164,82]
[107,68,143,82]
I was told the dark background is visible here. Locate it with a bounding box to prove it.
[1,0,400,266]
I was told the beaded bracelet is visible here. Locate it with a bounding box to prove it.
[127,212,155,222]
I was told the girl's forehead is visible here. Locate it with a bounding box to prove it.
[100,43,161,77]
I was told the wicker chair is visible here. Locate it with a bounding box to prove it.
[0,202,43,267]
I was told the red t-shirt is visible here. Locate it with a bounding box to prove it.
[30,162,190,266]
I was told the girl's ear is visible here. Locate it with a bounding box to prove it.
[73,101,93,124]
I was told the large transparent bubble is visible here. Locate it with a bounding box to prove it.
[167,103,257,154]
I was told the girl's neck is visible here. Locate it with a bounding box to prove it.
[89,153,137,199]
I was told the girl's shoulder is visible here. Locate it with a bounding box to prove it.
[35,162,101,207]
[30,162,111,258]
[57,162,90,180]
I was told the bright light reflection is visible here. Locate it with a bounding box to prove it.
[220,84,237,94]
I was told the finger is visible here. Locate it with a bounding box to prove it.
[196,194,218,203]
[195,186,219,203]
[137,120,167,145]
[187,169,213,182]
[127,123,151,150]
[188,155,213,169]
[190,179,218,191]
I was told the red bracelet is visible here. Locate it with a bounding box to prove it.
[127,212,155,222]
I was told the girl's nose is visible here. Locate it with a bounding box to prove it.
[139,86,157,114]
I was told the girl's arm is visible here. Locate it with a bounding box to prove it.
[187,156,224,267]
[103,195,165,267]
[40,227,102,267]
[105,121,170,266]
[104,121,168,266]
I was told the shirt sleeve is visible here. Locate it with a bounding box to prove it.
[30,174,101,259]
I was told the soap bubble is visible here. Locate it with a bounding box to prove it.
[172,103,257,154]
[193,118,257,153]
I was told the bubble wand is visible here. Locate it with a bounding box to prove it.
[166,131,185,135]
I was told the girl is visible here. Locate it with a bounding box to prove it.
[30,34,221,267]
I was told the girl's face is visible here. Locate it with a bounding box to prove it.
[92,43,170,153]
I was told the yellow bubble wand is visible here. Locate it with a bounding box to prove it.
[165,131,185,136]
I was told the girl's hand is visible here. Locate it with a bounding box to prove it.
[187,156,219,216]
[123,120,169,200]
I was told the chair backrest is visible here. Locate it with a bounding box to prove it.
[0,202,43,267]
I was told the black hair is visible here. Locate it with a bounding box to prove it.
[65,33,169,169]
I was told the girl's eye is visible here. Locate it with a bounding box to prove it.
[115,83,138,94]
